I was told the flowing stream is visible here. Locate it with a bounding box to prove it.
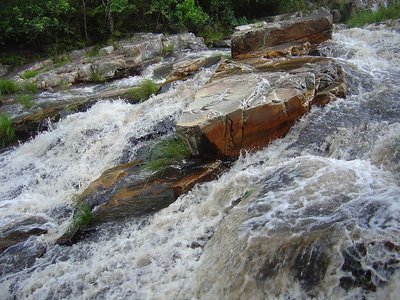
[0,26,399,299]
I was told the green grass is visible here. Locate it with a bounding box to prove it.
[0,113,16,147]
[16,94,34,109]
[143,138,191,172]
[347,5,400,27]
[52,54,72,68]
[163,43,174,53]
[0,80,19,95]
[22,82,38,94]
[67,202,93,234]
[91,70,106,83]
[20,70,39,79]
[86,45,101,58]
[127,79,159,102]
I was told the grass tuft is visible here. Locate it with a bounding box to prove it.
[347,5,400,27]
[86,45,101,58]
[20,70,39,79]
[127,79,159,102]
[22,82,38,94]
[16,94,34,109]
[0,80,19,95]
[67,201,93,234]
[0,113,16,147]
[91,70,106,83]
[143,138,191,172]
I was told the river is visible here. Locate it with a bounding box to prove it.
[0,25,399,299]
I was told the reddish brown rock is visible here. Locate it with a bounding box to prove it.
[231,10,333,59]
[176,57,345,158]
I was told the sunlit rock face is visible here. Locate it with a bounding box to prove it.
[231,9,333,59]
[177,57,345,158]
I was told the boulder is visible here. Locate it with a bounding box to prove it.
[163,55,222,85]
[176,57,345,158]
[99,45,114,56]
[57,159,225,245]
[0,216,49,253]
[164,33,208,52]
[231,10,333,59]
[121,33,164,63]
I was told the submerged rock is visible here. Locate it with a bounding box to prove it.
[57,159,225,245]
[231,10,333,59]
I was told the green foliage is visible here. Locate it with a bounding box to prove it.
[52,54,72,68]
[67,202,93,234]
[0,80,19,95]
[0,0,70,47]
[16,94,34,109]
[127,79,159,102]
[0,113,16,147]
[175,0,210,31]
[199,26,224,46]
[143,137,191,172]
[0,54,31,70]
[163,43,174,53]
[20,70,39,79]
[86,45,102,57]
[22,82,38,94]
[347,5,400,27]
[91,70,106,82]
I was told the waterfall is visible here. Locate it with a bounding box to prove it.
[0,27,399,299]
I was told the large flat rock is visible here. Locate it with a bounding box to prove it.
[176,57,345,158]
[231,10,333,59]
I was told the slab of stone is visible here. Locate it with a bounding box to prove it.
[231,10,333,59]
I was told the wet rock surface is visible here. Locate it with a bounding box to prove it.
[231,10,333,59]
[177,57,345,158]
[57,159,226,245]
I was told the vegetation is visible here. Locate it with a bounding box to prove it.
[91,70,106,83]
[127,79,159,102]
[0,113,16,147]
[67,201,93,234]
[22,82,38,94]
[20,70,39,79]
[347,4,400,27]
[143,137,191,172]
[0,80,19,95]
[16,94,35,109]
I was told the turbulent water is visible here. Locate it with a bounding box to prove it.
[0,26,399,299]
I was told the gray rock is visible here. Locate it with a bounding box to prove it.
[99,46,114,56]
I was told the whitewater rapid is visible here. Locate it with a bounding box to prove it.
[0,26,399,299]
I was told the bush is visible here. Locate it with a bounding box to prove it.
[0,80,19,95]
[127,79,159,102]
[199,26,224,47]
[347,5,400,27]
[0,113,16,146]
[174,0,210,31]
[16,94,34,109]
[20,70,39,79]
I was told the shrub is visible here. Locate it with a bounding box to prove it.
[347,4,400,27]
[20,70,39,79]
[127,79,159,102]
[0,113,16,146]
[143,137,191,172]
[52,54,72,68]
[0,80,19,95]
[16,94,34,109]
[199,26,224,47]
